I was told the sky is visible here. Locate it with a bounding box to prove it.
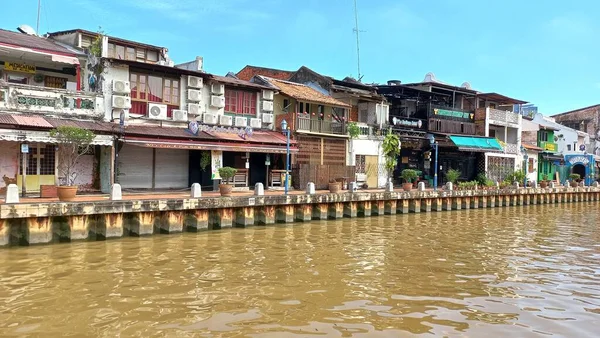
[3,0,600,114]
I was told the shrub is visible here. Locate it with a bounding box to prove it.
[569,173,581,181]
[445,169,461,184]
[218,167,237,184]
[400,169,418,183]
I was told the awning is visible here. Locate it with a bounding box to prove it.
[541,153,564,161]
[0,128,113,146]
[123,137,299,154]
[448,135,503,152]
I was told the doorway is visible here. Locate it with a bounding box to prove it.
[572,163,586,180]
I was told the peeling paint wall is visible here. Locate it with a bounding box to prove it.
[72,154,95,191]
[0,142,19,193]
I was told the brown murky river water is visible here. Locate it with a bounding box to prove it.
[1,204,600,337]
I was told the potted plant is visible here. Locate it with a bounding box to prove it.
[539,174,549,188]
[218,167,237,196]
[329,179,341,193]
[49,126,95,202]
[569,173,580,187]
[400,169,417,191]
[445,169,461,185]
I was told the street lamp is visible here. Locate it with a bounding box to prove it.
[281,119,291,195]
[427,134,439,190]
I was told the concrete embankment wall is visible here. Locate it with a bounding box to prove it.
[1,188,598,247]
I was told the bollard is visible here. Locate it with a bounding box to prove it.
[190,183,201,198]
[513,182,519,189]
[385,181,393,192]
[110,183,122,201]
[550,181,556,188]
[306,182,316,195]
[349,181,358,192]
[593,181,599,188]
[418,182,426,191]
[254,182,264,196]
[5,184,19,204]
[446,182,453,191]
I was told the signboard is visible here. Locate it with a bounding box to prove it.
[186,120,199,136]
[579,144,586,151]
[568,155,590,165]
[392,117,423,128]
[20,143,29,153]
[5,62,36,74]
[265,154,271,166]
[211,150,222,180]
[543,142,557,152]
[434,108,474,120]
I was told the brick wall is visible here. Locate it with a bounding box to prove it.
[522,130,538,144]
[554,105,600,137]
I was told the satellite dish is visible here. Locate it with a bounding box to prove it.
[423,72,437,83]
[461,82,472,90]
[17,24,37,36]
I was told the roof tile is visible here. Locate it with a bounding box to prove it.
[0,29,76,55]
[265,78,351,108]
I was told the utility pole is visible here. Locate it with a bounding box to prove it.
[36,0,41,34]
[353,0,364,81]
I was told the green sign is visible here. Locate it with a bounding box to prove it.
[434,109,473,120]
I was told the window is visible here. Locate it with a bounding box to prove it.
[298,102,304,114]
[224,89,257,115]
[44,76,67,89]
[539,131,548,142]
[305,103,311,115]
[7,73,28,84]
[107,42,160,63]
[489,129,496,138]
[20,144,55,175]
[567,145,572,151]
[130,73,179,104]
[528,158,535,173]
[355,155,366,174]
[283,99,290,112]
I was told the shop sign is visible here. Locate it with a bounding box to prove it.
[186,121,199,136]
[568,155,590,165]
[5,62,36,74]
[392,117,423,128]
[543,142,557,152]
[434,108,473,120]
[211,150,222,180]
[20,143,29,153]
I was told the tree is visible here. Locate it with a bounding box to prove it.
[382,128,400,180]
[49,126,95,186]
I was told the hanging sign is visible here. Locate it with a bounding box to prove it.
[186,120,199,136]
[265,154,271,166]
[211,150,222,180]
[20,143,29,153]
[5,62,36,74]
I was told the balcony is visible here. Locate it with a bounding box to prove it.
[356,122,383,139]
[503,142,519,154]
[539,141,558,152]
[487,108,520,127]
[296,116,346,135]
[0,83,104,118]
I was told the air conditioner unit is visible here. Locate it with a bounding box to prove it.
[112,80,130,94]
[219,114,233,126]
[234,116,247,127]
[262,101,274,112]
[204,113,218,125]
[262,113,274,124]
[187,89,202,102]
[147,103,168,120]
[210,95,225,108]
[211,83,225,95]
[187,75,203,89]
[188,103,202,115]
[262,90,274,101]
[172,109,188,122]
[112,95,131,109]
[250,118,262,128]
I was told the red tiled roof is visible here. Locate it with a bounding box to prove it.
[264,78,351,108]
[0,29,76,55]
[522,143,542,151]
[236,65,295,81]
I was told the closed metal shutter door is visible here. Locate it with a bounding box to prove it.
[154,148,188,189]
[118,145,153,189]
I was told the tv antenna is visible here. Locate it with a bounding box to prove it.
[36,0,41,34]
[353,0,365,81]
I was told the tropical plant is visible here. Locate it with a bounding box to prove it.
[569,173,581,181]
[476,173,488,186]
[49,126,96,186]
[382,128,400,179]
[445,169,461,184]
[218,167,237,184]
[400,169,418,183]
[347,122,360,139]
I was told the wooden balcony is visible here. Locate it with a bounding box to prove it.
[296,116,346,135]
[0,83,104,118]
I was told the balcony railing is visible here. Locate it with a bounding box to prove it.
[488,108,519,125]
[0,83,104,118]
[356,122,383,139]
[503,142,519,154]
[539,141,558,152]
[296,116,346,135]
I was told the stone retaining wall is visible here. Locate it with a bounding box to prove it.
[1,187,598,247]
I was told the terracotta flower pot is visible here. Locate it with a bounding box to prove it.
[219,184,233,196]
[402,183,413,192]
[540,181,548,189]
[57,186,78,202]
[329,182,341,193]
[570,181,579,188]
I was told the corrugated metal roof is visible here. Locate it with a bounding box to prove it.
[0,29,76,55]
[206,130,296,145]
[11,115,53,128]
[212,75,273,90]
[123,124,215,140]
[45,117,116,132]
[264,77,351,108]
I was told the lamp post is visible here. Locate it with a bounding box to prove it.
[427,134,439,190]
[281,119,291,195]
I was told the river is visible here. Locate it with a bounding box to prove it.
[1,203,599,337]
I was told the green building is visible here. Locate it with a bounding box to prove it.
[537,128,561,181]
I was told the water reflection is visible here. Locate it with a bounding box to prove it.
[0,203,599,336]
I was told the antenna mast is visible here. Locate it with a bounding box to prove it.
[36,0,41,34]
[353,0,362,81]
